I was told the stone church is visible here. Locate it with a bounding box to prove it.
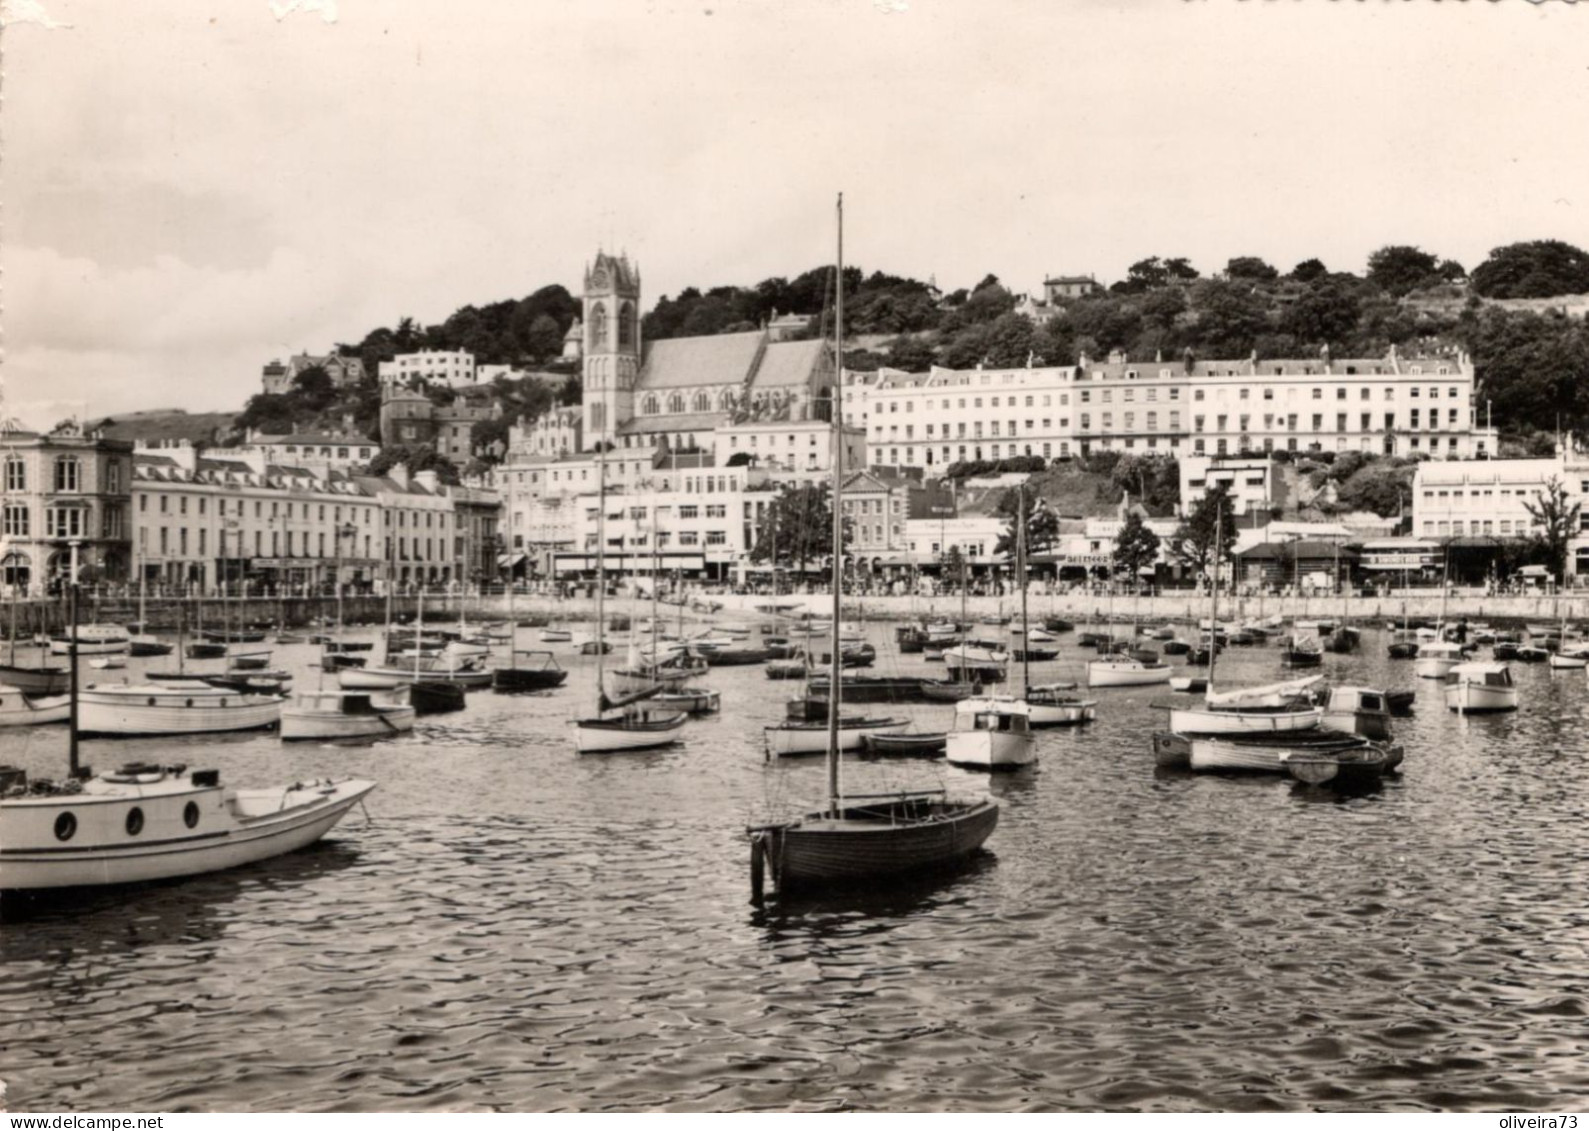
[580,251,833,454]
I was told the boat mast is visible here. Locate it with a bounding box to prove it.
[413,570,423,684]
[596,446,608,708]
[7,543,17,667]
[1018,485,1029,696]
[651,487,660,662]
[67,540,81,777]
[826,193,845,818]
[1207,500,1221,692]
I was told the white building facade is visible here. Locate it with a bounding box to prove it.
[847,347,1495,472]
[379,350,478,388]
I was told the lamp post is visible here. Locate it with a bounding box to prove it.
[334,521,358,622]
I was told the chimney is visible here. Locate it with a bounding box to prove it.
[414,469,439,492]
[388,463,410,489]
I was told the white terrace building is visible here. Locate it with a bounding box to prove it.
[846,347,1495,472]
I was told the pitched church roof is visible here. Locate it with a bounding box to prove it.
[638,331,764,389]
[755,339,827,388]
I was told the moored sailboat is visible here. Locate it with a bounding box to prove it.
[573,449,687,754]
[746,196,997,900]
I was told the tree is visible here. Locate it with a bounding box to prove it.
[748,483,840,575]
[1471,240,1589,299]
[725,451,755,467]
[234,393,297,437]
[291,365,336,410]
[524,314,564,362]
[1366,245,1440,297]
[886,335,937,372]
[1461,307,1589,434]
[941,544,968,590]
[1112,511,1161,584]
[1290,258,1328,283]
[368,444,461,486]
[992,484,1059,557]
[1523,475,1581,584]
[1116,257,1169,293]
[1281,279,1362,347]
[1188,279,1271,357]
[1167,484,1238,581]
[1334,458,1415,517]
[1225,256,1279,283]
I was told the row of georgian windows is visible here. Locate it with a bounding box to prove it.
[1,503,123,538]
[1,455,121,493]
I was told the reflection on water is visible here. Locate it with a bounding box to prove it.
[3,626,1589,1111]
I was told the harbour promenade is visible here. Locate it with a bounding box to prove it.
[10,587,1586,634]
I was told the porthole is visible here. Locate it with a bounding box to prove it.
[147,697,156,706]
[185,698,194,708]
[54,812,77,841]
[183,801,200,829]
[125,807,144,836]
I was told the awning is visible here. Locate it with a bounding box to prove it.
[497,552,527,567]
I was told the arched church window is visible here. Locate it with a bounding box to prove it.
[642,395,659,415]
[693,392,710,412]
[589,303,608,351]
[668,394,685,414]
[619,302,636,349]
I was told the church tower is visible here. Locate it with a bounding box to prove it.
[581,251,642,450]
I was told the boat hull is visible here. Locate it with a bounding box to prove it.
[0,665,69,695]
[1087,661,1172,687]
[77,691,282,737]
[574,712,687,753]
[1445,683,1519,713]
[756,797,998,890]
[1190,734,1367,773]
[280,706,415,740]
[766,718,907,756]
[945,729,1037,768]
[0,693,69,727]
[1166,706,1322,734]
[1026,697,1097,726]
[491,668,569,693]
[0,774,375,891]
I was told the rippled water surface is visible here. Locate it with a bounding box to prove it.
[4,624,1589,1112]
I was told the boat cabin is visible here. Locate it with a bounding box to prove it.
[954,704,1031,736]
[1446,662,1513,687]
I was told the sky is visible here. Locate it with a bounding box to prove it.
[3,0,1588,427]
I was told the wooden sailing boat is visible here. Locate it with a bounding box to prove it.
[573,446,687,753]
[948,488,1038,767]
[0,543,67,695]
[126,546,172,656]
[747,194,998,899]
[1012,492,1095,727]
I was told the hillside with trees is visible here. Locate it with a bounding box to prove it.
[649,239,1589,447]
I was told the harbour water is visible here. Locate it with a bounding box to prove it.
[3,625,1588,1112]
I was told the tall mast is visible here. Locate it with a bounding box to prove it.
[1018,487,1029,696]
[826,193,845,817]
[1206,500,1221,692]
[651,486,660,660]
[413,566,423,683]
[67,541,80,777]
[596,447,608,707]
